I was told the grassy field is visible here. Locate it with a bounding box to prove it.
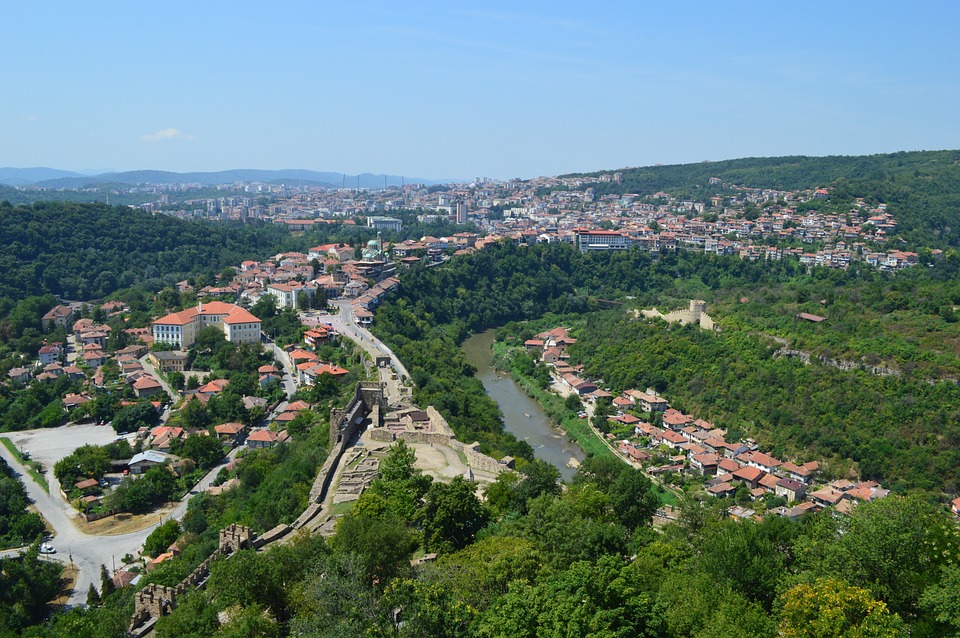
[0,436,49,493]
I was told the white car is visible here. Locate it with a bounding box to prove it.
[39,543,56,554]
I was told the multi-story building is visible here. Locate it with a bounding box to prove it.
[367,216,402,232]
[574,228,633,252]
[152,301,261,349]
[266,281,317,310]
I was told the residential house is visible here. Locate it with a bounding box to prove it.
[63,365,85,380]
[778,461,819,484]
[133,375,164,399]
[731,465,766,489]
[214,422,246,446]
[300,362,349,386]
[129,450,171,474]
[7,367,32,383]
[149,426,185,451]
[38,344,62,365]
[625,390,669,412]
[689,453,721,476]
[41,304,76,330]
[808,487,849,509]
[148,351,189,373]
[62,393,92,410]
[738,451,782,474]
[247,429,280,449]
[774,479,807,502]
[662,409,694,430]
[706,481,737,498]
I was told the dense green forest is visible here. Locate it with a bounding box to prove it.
[20,441,960,637]
[0,201,294,302]
[563,150,960,247]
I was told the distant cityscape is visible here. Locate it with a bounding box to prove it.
[89,170,929,272]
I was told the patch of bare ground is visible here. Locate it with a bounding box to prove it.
[76,503,177,536]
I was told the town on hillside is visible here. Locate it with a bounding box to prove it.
[121,172,928,272]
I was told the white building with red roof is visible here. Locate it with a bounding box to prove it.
[152,302,261,348]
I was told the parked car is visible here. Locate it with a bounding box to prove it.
[39,543,56,554]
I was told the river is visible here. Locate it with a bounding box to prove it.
[462,329,585,481]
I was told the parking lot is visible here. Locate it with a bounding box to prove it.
[3,423,122,471]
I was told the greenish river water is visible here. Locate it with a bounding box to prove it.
[462,329,585,481]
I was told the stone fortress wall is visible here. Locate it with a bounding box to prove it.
[640,299,715,330]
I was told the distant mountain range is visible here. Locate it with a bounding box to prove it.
[0,167,453,189]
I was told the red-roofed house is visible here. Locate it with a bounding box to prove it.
[133,375,164,398]
[662,409,694,430]
[214,422,246,445]
[301,363,350,385]
[690,453,721,476]
[247,429,280,449]
[738,451,783,474]
[731,465,765,489]
[625,390,669,412]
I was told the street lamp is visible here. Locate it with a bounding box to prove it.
[68,541,75,568]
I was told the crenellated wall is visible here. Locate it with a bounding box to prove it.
[129,525,259,632]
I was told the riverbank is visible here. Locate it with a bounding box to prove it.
[490,341,678,506]
[461,330,584,480]
[491,342,613,459]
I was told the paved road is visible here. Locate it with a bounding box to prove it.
[325,301,410,404]
[137,355,176,401]
[265,341,298,400]
[0,435,240,606]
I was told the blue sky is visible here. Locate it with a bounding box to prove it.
[2,1,958,179]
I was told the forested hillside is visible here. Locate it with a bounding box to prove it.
[0,201,294,303]
[564,150,960,246]
[569,311,960,493]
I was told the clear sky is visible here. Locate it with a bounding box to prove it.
[2,1,958,180]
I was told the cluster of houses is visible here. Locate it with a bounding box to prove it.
[285,348,349,386]
[7,306,172,408]
[617,394,892,519]
[527,326,891,520]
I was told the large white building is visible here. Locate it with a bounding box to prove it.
[574,228,634,252]
[152,302,261,349]
[367,216,402,232]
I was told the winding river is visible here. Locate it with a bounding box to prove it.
[462,329,585,481]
